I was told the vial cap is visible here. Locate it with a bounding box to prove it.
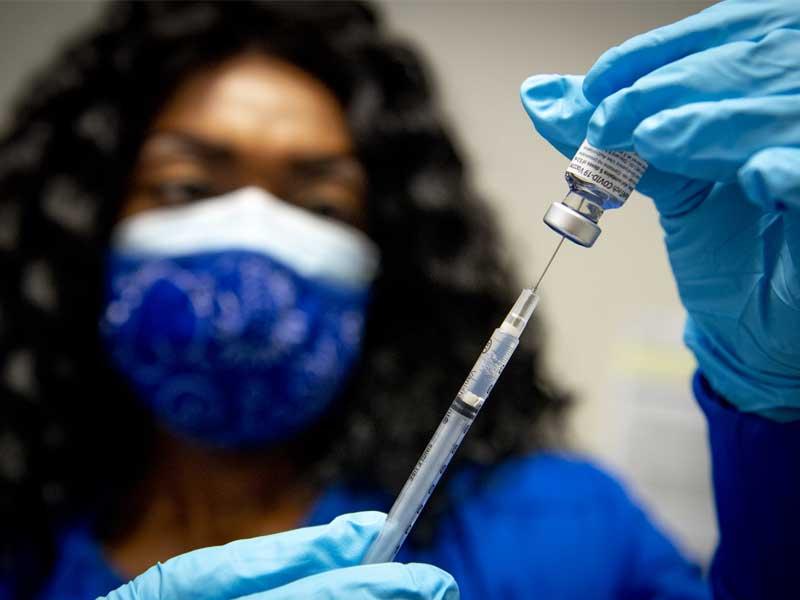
[543,202,601,247]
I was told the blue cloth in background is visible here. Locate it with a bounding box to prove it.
[32,369,800,599]
[33,452,708,600]
[317,455,708,600]
[28,373,800,599]
[693,373,800,599]
[32,524,125,600]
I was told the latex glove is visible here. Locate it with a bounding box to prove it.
[101,512,458,600]
[520,2,800,421]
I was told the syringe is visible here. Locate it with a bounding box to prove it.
[362,287,540,564]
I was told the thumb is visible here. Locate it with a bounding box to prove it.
[102,511,387,600]
[739,147,800,297]
[738,147,800,213]
[520,74,593,159]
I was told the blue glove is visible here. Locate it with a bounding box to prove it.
[101,512,458,600]
[520,0,800,421]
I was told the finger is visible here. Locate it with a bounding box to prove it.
[588,28,800,150]
[239,563,459,600]
[520,74,593,159]
[119,512,386,600]
[632,95,800,182]
[739,147,800,212]
[583,0,799,103]
[518,74,706,219]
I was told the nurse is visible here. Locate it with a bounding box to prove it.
[0,2,707,600]
[0,1,795,599]
[0,4,706,599]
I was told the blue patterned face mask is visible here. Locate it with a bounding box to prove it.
[100,187,380,448]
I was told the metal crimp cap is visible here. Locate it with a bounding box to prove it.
[543,202,601,247]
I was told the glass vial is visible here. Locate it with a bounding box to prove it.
[543,140,648,247]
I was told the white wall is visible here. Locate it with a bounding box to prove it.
[0,0,718,561]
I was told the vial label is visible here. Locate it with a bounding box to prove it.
[566,140,648,206]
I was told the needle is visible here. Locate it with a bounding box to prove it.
[532,236,564,292]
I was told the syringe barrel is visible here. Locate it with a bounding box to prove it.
[362,327,521,564]
[456,328,520,405]
[499,288,539,338]
[362,405,473,564]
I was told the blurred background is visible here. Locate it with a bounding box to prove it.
[0,0,717,564]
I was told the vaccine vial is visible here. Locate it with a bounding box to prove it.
[543,140,648,247]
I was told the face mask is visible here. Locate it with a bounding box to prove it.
[99,187,380,448]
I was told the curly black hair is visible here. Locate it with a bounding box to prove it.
[0,1,568,595]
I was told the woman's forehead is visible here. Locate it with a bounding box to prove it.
[147,52,353,161]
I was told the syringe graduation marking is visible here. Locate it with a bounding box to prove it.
[361,287,541,565]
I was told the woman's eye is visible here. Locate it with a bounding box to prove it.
[153,181,215,205]
[308,201,342,219]
[300,197,345,219]
[302,197,364,230]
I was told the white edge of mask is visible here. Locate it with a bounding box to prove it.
[110,186,380,288]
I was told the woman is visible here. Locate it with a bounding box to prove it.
[0,3,707,599]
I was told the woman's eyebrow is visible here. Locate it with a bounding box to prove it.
[141,130,236,165]
[289,155,366,184]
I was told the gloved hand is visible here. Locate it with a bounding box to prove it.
[101,512,458,600]
[521,0,800,421]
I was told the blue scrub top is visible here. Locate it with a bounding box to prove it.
[26,372,800,599]
[33,451,708,600]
